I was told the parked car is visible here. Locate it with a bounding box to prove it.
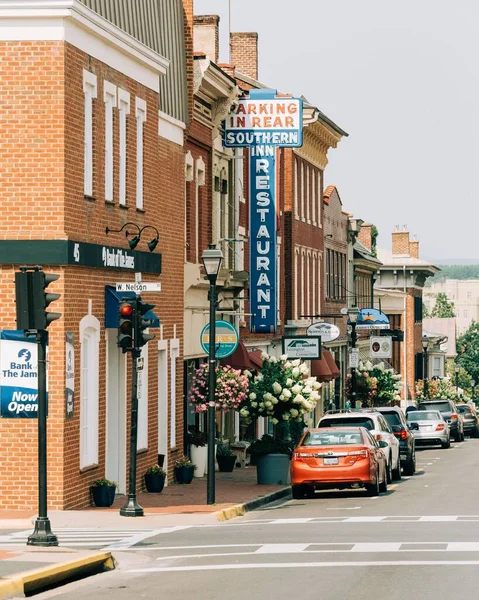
[291,427,388,498]
[457,403,479,437]
[406,409,450,448]
[417,399,464,442]
[376,406,416,476]
[317,411,401,483]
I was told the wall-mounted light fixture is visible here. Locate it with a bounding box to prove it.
[105,222,159,253]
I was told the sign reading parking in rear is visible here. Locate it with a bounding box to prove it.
[282,336,321,359]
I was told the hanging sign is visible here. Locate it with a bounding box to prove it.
[224,89,303,334]
[0,331,46,418]
[282,336,321,359]
[370,336,392,359]
[353,308,390,330]
[200,320,239,359]
[65,332,74,419]
[307,322,340,343]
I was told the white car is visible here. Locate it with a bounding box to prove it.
[317,411,401,483]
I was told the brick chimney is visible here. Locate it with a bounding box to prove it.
[409,239,419,258]
[193,15,220,63]
[357,224,372,251]
[391,229,410,256]
[230,32,258,80]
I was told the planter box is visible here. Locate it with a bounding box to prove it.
[91,485,116,507]
[175,465,194,484]
[217,455,236,472]
[190,444,207,478]
[256,454,290,485]
[144,473,165,493]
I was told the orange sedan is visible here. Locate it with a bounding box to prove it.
[291,427,388,499]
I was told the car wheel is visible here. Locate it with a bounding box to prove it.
[365,474,380,496]
[474,429,479,438]
[454,431,461,443]
[461,431,465,442]
[403,453,416,476]
[392,455,401,481]
[379,468,388,493]
[292,485,306,499]
[304,485,315,499]
[441,439,451,449]
[386,456,393,484]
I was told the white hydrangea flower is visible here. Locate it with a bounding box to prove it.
[249,392,257,400]
[286,378,293,387]
[290,408,299,418]
[280,354,288,361]
[259,402,265,408]
[283,389,292,399]
[304,418,313,427]
[272,382,282,394]
[239,408,249,417]
[292,367,300,378]
[256,373,264,381]
[272,418,279,424]
[303,385,312,394]
[299,363,309,374]
[263,392,273,401]
[285,361,292,369]
[295,394,305,404]
[261,351,269,360]
[312,380,321,390]
[376,362,384,371]
[282,414,290,421]
[269,356,277,363]
[272,398,279,404]
[243,370,252,378]
[292,359,301,367]
[292,384,302,395]
[251,401,258,408]
[265,401,273,409]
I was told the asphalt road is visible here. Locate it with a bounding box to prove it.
[37,438,479,600]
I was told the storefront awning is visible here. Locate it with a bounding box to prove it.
[323,349,340,379]
[104,285,160,329]
[249,350,263,370]
[221,343,264,371]
[310,356,333,382]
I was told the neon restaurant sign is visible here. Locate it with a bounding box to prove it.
[224,89,303,333]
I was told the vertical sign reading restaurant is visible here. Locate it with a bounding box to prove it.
[224,89,303,332]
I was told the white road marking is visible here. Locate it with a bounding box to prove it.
[352,543,402,552]
[419,516,459,522]
[255,544,309,554]
[326,507,362,510]
[128,560,479,573]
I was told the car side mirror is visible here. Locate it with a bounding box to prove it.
[409,422,419,430]
[378,440,389,448]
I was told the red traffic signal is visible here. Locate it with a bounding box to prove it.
[118,300,135,352]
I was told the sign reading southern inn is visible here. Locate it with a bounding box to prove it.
[224,89,303,333]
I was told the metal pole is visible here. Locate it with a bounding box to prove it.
[120,347,144,517]
[28,330,58,546]
[207,278,217,505]
[456,370,459,399]
[423,350,428,399]
[350,322,357,409]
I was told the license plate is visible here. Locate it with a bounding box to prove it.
[323,457,339,465]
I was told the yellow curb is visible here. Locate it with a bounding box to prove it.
[215,503,246,522]
[0,552,114,600]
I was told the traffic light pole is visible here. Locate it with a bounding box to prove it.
[120,347,144,517]
[28,330,58,546]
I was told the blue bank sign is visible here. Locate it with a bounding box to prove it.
[0,331,46,418]
[224,89,303,333]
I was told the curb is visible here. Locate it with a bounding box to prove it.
[0,551,114,600]
[215,486,291,521]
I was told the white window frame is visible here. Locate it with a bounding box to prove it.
[83,70,97,197]
[79,314,100,469]
[317,170,322,227]
[294,248,299,320]
[135,97,147,210]
[294,156,299,220]
[306,165,311,223]
[103,81,117,202]
[118,88,130,206]
[311,170,317,226]
[301,249,305,317]
[170,339,180,448]
[300,161,305,221]
[137,341,149,451]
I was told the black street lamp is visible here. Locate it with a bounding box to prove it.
[455,364,460,399]
[422,336,429,399]
[201,244,223,505]
[347,306,360,408]
[472,380,476,401]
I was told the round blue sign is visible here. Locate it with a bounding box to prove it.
[200,320,239,359]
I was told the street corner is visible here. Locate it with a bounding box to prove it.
[215,504,246,522]
[215,487,292,521]
[0,551,115,600]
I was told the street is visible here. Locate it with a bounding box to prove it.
[27,437,479,600]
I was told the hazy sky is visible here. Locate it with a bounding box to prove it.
[195,0,479,262]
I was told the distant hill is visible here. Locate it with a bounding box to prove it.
[426,264,479,284]
[429,258,479,265]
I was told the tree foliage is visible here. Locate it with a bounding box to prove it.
[456,321,479,384]
[427,265,479,283]
[430,292,455,318]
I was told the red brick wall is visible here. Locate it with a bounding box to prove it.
[392,231,410,256]
[230,33,258,80]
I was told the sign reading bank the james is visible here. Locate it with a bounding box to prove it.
[224,89,303,333]
[0,331,45,418]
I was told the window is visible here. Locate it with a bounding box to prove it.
[432,356,441,378]
[294,156,299,220]
[135,97,147,209]
[300,161,305,220]
[311,170,317,226]
[103,81,116,201]
[414,296,423,323]
[464,310,468,318]
[83,70,97,197]
[306,164,310,222]
[80,315,100,469]
[325,249,330,298]
[118,88,130,206]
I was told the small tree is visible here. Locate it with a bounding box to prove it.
[456,321,479,384]
[430,292,455,318]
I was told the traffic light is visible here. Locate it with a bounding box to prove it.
[135,297,155,347]
[15,267,61,330]
[118,300,135,352]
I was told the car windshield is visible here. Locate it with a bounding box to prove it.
[380,412,401,428]
[407,411,441,421]
[302,431,364,446]
[320,417,374,430]
[418,402,450,412]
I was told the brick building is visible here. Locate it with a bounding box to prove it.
[0,0,188,509]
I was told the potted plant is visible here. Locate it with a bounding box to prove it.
[144,464,166,493]
[187,427,208,478]
[247,435,293,484]
[174,456,195,484]
[216,444,237,472]
[91,478,116,507]
[240,353,321,485]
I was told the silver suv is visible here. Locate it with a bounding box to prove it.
[317,411,401,482]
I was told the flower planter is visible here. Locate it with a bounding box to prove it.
[175,465,195,484]
[91,485,116,507]
[190,444,207,478]
[256,454,290,485]
[217,455,236,473]
[144,473,165,493]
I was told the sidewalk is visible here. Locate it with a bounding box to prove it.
[0,467,290,600]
